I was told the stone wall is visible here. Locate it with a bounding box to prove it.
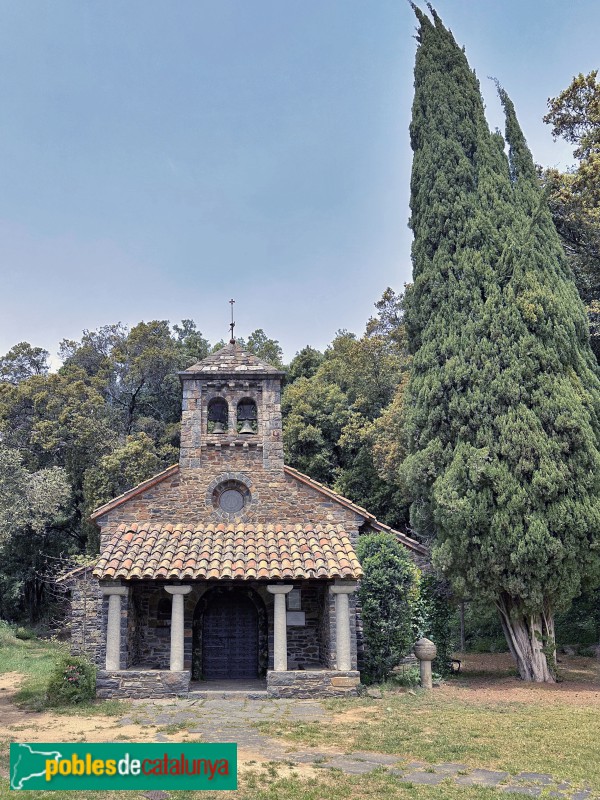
[96,669,190,699]
[285,585,325,668]
[267,670,360,698]
[68,569,103,664]
[95,466,365,553]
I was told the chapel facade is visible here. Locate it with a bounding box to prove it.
[67,342,426,698]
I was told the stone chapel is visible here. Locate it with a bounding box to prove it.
[66,341,426,698]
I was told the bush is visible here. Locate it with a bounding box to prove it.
[0,620,19,647]
[15,626,37,640]
[390,665,421,687]
[356,533,421,683]
[46,656,96,706]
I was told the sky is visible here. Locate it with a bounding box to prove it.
[0,1,598,365]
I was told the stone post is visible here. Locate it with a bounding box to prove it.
[267,585,293,671]
[414,637,437,690]
[330,582,358,671]
[102,586,128,671]
[165,586,192,671]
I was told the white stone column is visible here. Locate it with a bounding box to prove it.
[267,585,294,671]
[330,582,358,671]
[102,586,128,671]
[165,586,192,671]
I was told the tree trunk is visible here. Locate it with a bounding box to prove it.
[496,594,556,683]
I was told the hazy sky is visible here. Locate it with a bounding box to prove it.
[1,1,598,363]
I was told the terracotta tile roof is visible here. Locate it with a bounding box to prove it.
[180,342,284,377]
[93,522,364,582]
[283,466,428,556]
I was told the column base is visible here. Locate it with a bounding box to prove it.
[267,669,360,698]
[96,669,190,699]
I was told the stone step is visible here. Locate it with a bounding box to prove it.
[187,690,269,699]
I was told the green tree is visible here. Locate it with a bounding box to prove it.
[287,346,324,383]
[542,71,600,303]
[400,6,600,682]
[0,342,49,384]
[238,329,284,368]
[0,444,72,620]
[356,533,420,683]
[282,290,410,527]
[282,378,351,484]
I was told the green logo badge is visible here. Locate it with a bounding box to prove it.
[10,743,237,791]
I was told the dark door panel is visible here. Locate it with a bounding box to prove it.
[202,593,259,679]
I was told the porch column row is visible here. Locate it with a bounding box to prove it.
[330,582,358,671]
[165,586,192,671]
[102,581,357,674]
[102,585,192,672]
[267,585,293,671]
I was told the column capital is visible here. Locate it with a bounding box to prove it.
[101,586,128,597]
[267,584,294,595]
[330,581,358,595]
[165,585,193,596]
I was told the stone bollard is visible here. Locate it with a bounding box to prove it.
[414,637,437,690]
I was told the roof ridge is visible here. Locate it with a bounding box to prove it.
[181,341,284,376]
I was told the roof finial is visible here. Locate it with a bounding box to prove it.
[229,298,236,344]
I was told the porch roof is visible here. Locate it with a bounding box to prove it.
[93,522,363,582]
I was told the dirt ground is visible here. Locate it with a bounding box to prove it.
[0,672,167,743]
[0,672,315,777]
[444,652,600,707]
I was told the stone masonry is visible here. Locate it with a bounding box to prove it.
[267,670,361,698]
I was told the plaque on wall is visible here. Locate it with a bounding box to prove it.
[287,589,301,610]
[286,611,306,627]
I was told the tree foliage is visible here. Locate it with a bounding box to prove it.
[282,289,411,527]
[0,342,49,384]
[0,444,72,620]
[400,6,600,681]
[542,71,600,304]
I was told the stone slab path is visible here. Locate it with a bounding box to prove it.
[123,696,595,800]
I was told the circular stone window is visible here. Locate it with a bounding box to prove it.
[212,480,251,515]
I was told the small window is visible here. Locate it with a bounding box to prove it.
[207,397,228,433]
[212,480,251,514]
[237,398,257,434]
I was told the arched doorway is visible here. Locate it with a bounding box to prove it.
[192,587,267,680]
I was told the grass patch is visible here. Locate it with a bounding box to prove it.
[258,688,600,791]
[53,697,133,717]
[157,720,190,734]
[0,623,130,716]
[0,632,65,711]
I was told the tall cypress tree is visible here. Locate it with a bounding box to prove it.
[402,5,600,681]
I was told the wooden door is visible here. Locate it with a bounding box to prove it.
[202,592,259,679]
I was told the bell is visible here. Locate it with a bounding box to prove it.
[212,421,226,434]
[239,419,255,435]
